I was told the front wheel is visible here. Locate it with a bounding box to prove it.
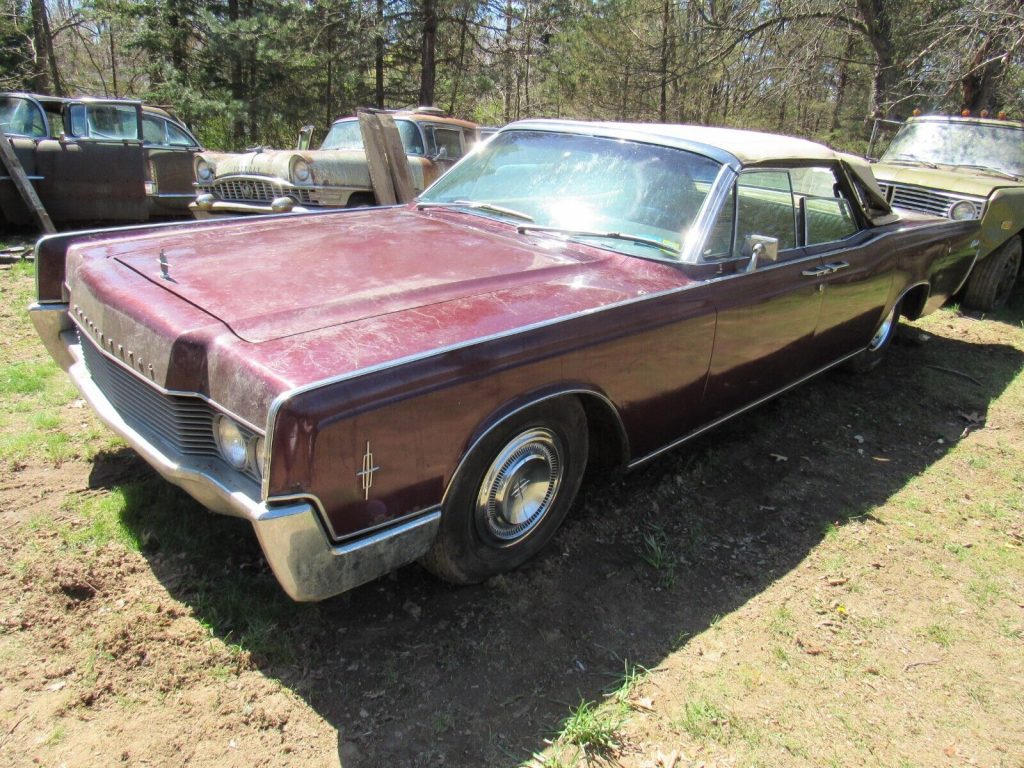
[421,399,588,584]
[845,299,901,373]
[963,236,1022,312]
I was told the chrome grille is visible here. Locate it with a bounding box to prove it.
[213,178,282,202]
[79,333,260,482]
[208,179,313,204]
[878,182,985,219]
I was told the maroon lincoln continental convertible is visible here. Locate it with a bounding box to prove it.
[30,120,979,600]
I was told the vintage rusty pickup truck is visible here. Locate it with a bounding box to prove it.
[30,120,979,600]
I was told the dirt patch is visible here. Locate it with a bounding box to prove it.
[1,256,1022,767]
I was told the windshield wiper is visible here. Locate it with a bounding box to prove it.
[417,200,535,222]
[954,164,1022,181]
[516,224,681,257]
[886,153,938,169]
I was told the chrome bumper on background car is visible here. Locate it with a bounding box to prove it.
[28,303,441,601]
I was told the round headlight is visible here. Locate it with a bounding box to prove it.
[949,200,977,221]
[214,416,248,470]
[254,437,266,478]
[196,159,214,181]
[292,159,311,183]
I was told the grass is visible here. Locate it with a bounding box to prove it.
[638,523,677,587]
[555,698,623,759]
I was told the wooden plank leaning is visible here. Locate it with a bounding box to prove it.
[0,126,55,234]
[357,112,397,206]
[375,114,416,203]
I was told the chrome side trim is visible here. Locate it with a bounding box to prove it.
[252,506,441,601]
[260,286,690,500]
[627,349,863,468]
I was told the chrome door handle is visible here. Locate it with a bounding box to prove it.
[802,266,831,277]
[823,260,850,273]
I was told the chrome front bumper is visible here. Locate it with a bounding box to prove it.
[28,303,441,601]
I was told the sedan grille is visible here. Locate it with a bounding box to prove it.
[877,182,985,219]
[79,333,260,482]
[204,179,313,204]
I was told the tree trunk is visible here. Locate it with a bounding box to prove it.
[855,0,897,119]
[375,0,385,108]
[961,34,1004,112]
[418,0,437,106]
[29,0,63,95]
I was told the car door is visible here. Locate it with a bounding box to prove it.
[421,123,466,187]
[0,94,48,225]
[142,112,202,216]
[794,164,895,362]
[34,100,147,222]
[699,169,827,421]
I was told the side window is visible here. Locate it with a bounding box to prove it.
[432,128,464,159]
[703,184,735,260]
[735,170,796,256]
[68,104,88,137]
[165,121,196,147]
[142,115,165,144]
[397,120,425,156]
[0,97,47,138]
[791,166,860,246]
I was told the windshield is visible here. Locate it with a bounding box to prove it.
[320,118,425,155]
[881,121,1024,177]
[419,130,723,258]
[0,96,47,138]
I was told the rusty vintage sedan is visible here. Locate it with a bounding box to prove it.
[30,120,979,601]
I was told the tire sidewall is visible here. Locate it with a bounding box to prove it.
[436,399,588,582]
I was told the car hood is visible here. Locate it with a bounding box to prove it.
[871,162,1018,196]
[200,148,391,188]
[113,208,618,344]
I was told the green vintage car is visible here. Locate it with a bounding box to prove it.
[871,114,1023,310]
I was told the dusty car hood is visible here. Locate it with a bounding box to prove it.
[114,208,615,344]
[871,162,1019,196]
[201,148,384,188]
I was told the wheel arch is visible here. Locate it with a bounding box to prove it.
[898,281,931,321]
[441,387,629,509]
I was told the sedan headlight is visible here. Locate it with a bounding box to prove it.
[214,415,249,470]
[291,158,311,183]
[949,200,978,221]
[195,158,214,181]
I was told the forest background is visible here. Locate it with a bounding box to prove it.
[1,0,1022,155]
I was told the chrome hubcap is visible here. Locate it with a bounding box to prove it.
[868,306,896,351]
[477,428,563,543]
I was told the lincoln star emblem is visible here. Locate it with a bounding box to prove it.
[356,441,381,500]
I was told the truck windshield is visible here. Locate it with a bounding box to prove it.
[881,121,1024,178]
[419,129,723,260]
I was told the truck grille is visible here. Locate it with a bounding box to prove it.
[79,333,260,482]
[202,179,313,204]
[877,182,985,219]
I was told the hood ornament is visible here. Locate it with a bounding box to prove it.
[158,248,172,281]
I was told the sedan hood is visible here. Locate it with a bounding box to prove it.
[113,209,608,344]
[200,146,420,190]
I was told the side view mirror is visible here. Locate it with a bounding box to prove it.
[745,235,779,272]
[296,125,314,151]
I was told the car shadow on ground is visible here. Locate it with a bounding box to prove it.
[90,319,1024,768]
